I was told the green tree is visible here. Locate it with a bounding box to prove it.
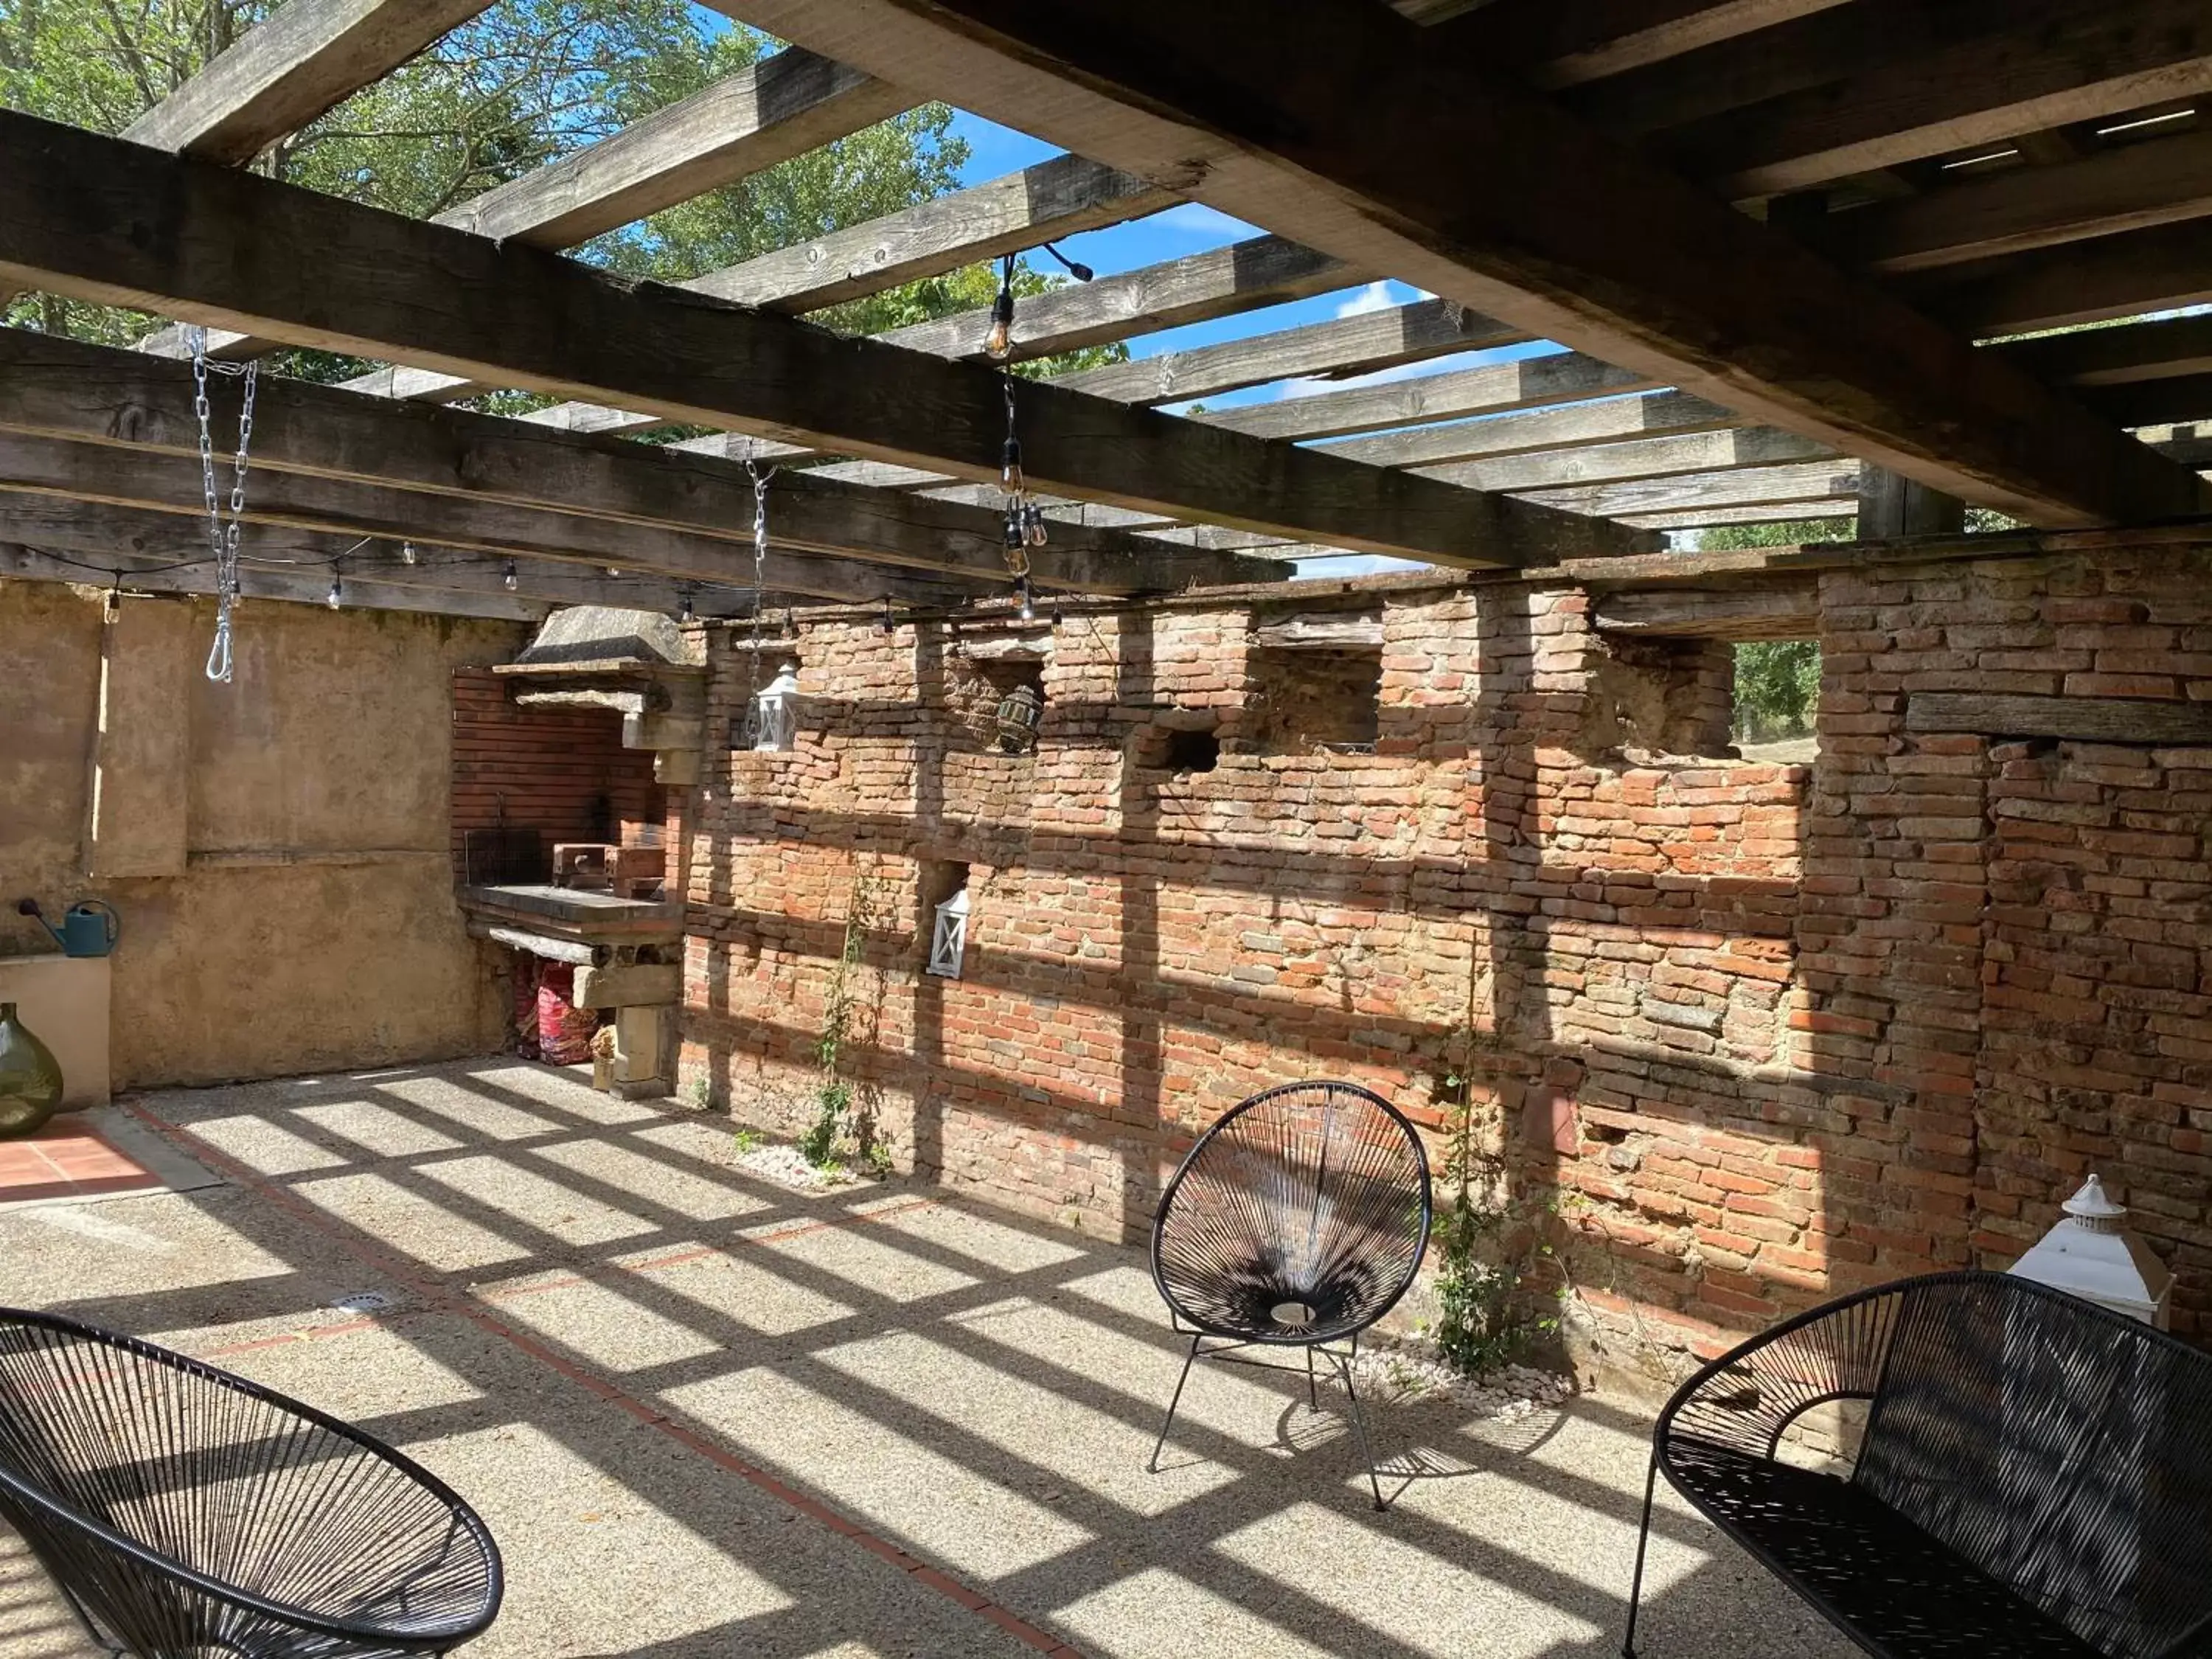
[1693,518,1851,742]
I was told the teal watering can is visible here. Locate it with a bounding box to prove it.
[16,898,119,959]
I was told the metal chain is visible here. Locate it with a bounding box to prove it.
[189,326,259,682]
[742,459,777,743]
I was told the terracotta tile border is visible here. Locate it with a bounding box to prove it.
[122,1099,1088,1659]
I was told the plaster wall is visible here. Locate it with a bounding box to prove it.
[0,580,521,1086]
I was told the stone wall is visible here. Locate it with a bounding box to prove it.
[678,545,2212,1360]
[0,581,516,1086]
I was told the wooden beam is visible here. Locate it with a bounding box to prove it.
[0,535,547,622]
[0,328,1279,595]
[688,153,1175,312]
[1993,315,2212,389]
[515,232,1362,433]
[434,50,905,249]
[1439,0,1854,90]
[1907,691,2212,745]
[1621,0,2212,197]
[0,114,1628,567]
[1857,466,1965,538]
[1419,424,1835,493]
[1208,351,1655,442]
[1056,297,1528,406]
[2078,376,2212,431]
[877,234,1360,364]
[1828,127,2212,274]
[703,0,2209,529]
[1621,498,1857,533]
[1520,459,1862,519]
[1590,581,1818,639]
[121,0,487,163]
[0,434,978,605]
[1916,218,2212,337]
[1250,611,1384,649]
[1330,389,1738,466]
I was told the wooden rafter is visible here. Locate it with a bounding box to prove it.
[0,122,1623,567]
[1207,352,1655,442]
[702,0,2208,529]
[1438,0,1855,91]
[121,0,489,164]
[0,434,975,605]
[0,329,1280,594]
[1916,218,2212,336]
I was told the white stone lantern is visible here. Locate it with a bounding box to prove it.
[748,661,806,753]
[928,886,970,978]
[2008,1174,2173,1329]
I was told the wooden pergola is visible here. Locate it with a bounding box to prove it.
[2,0,2211,622]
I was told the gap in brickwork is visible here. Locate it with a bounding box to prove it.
[1163,728,1220,773]
[1242,646,1382,755]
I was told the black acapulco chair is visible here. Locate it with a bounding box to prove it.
[0,1307,503,1659]
[1622,1270,2212,1659]
[1147,1080,1432,1509]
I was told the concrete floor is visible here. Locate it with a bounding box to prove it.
[0,1060,1853,1659]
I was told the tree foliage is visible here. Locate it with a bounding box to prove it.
[1690,518,1850,743]
[0,0,1124,373]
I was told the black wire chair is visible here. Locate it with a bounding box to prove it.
[1147,1080,1432,1509]
[0,1307,503,1658]
[1624,1270,2212,1658]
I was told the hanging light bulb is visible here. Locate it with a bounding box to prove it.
[1016,573,1035,622]
[1004,508,1026,551]
[880,597,895,636]
[679,587,696,625]
[1024,502,1049,549]
[325,575,342,611]
[400,540,417,566]
[1051,603,1065,630]
[985,260,1016,359]
[1001,436,1025,495]
[502,559,518,591]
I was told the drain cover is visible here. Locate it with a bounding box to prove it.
[1270,1301,1315,1328]
[329,1291,394,1315]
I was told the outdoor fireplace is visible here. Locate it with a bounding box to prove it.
[451,608,703,1096]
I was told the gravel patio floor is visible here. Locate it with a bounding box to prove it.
[0,1058,1851,1659]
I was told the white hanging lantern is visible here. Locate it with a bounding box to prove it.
[2008,1174,2173,1328]
[748,661,806,753]
[928,886,970,978]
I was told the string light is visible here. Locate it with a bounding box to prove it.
[1051,602,1065,630]
[985,252,1016,359]
[679,586,696,625]
[400,540,417,566]
[325,574,342,611]
[502,559,518,591]
[880,597,895,636]
[1016,573,1035,623]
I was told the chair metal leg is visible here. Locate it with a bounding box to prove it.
[1305,1343,1318,1410]
[1149,1334,1203,1473]
[1622,1449,1659,1657]
[1328,1348,1388,1511]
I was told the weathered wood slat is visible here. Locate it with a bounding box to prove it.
[1907,692,2212,745]
[121,0,488,163]
[0,328,1278,595]
[1618,498,1857,533]
[1627,0,2212,196]
[1251,612,1385,649]
[1916,219,2212,338]
[703,0,2208,529]
[0,125,1620,567]
[1439,0,1853,89]
[0,434,977,605]
[435,50,904,250]
[2078,376,2212,431]
[877,234,1361,364]
[1343,389,1738,467]
[1055,298,1528,406]
[689,153,1176,313]
[0,535,548,622]
[1591,582,1819,639]
[1829,127,2212,274]
[1214,351,1654,442]
[1519,459,1862,519]
[1994,315,2212,389]
[1422,425,1836,493]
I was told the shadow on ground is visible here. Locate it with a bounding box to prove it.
[1,1058,1850,1659]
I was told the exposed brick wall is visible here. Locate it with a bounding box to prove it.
[675,549,2212,1363]
[451,669,663,878]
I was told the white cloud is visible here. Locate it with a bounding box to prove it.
[1335,280,1396,319]
[1144,203,1261,240]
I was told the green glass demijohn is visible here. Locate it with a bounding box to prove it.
[0,1003,65,1138]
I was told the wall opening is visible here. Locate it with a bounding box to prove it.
[1244,647,1382,754]
[920,860,971,978]
[1733,640,1821,762]
[1164,728,1220,773]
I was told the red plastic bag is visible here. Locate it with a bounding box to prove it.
[535,964,598,1065]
